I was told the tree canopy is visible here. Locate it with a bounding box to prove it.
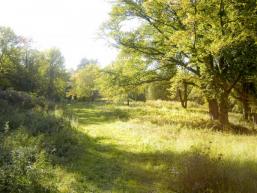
[103,0,257,125]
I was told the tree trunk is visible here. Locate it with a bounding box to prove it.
[178,89,186,108]
[127,97,130,106]
[178,82,188,109]
[184,82,188,108]
[208,99,219,120]
[219,93,229,126]
[252,113,257,124]
[242,99,250,120]
[240,89,250,121]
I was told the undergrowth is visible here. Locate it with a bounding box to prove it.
[0,91,80,193]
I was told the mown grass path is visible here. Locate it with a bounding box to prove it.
[62,102,257,193]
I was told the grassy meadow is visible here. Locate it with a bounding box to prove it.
[1,100,257,193]
[59,101,257,193]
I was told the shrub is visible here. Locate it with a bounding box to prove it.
[0,99,79,192]
[24,111,66,135]
[172,145,257,193]
[0,89,46,109]
[44,128,80,163]
[0,129,59,193]
[175,148,223,193]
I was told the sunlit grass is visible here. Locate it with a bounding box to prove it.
[54,101,257,193]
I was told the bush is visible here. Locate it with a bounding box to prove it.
[44,128,80,163]
[175,148,223,193]
[0,89,46,109]
[0,99,79,192]
[0,129,58,193]
[24,111,66,135]
[172,145,257,193]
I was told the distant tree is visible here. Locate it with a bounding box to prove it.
[0,26,69,101]
[70,64,100,101]
[39,48,68,100]
[169,70,203,108]
[14,48,43,92]
[0,26,24,89]
[98,51,149,105]
[146,81,170,101]
[77,58,98,70]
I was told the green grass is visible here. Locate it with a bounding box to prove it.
[52,101,257,193]
[2,100,256,193]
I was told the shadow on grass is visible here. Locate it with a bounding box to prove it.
[46,127,257,193]
[70,104,130,125]
[69,103,257,136]
[229,123,257,135]
[72,103,257,136]
[40,102,257,192]
[144,115,257,135]
[6,102,255,193]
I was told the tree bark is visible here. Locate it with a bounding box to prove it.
[178,90,187,108]
[208,99,219,120]
[219,93,229,126]
[184,82,188,108]
[238,84,251,121]
[242,99,250,120]
[178,82,188,109]
[252,113,257,124]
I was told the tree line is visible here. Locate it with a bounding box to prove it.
[0,0,257,128]
[0,26,68,101]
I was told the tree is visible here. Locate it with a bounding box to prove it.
[169,69,202,108]
[147,81,170,101]
[39,48,68,100]
[105,0,257,126]
[98,51,149,105]
[0,26,24,89]
[0,26,69,101]
[70,63,100,101]
[14,48,43,92]
[77,58,98,70]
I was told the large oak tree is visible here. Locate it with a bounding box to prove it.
[105,0,257,126]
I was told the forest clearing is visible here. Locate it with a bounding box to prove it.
[0,0,257,192]
[2,98,256,193]
[64,101,257,193]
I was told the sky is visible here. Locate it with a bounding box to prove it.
[0,0,118,69]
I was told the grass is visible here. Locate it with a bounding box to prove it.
[55,101,257,193]
[1,100,256,193]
